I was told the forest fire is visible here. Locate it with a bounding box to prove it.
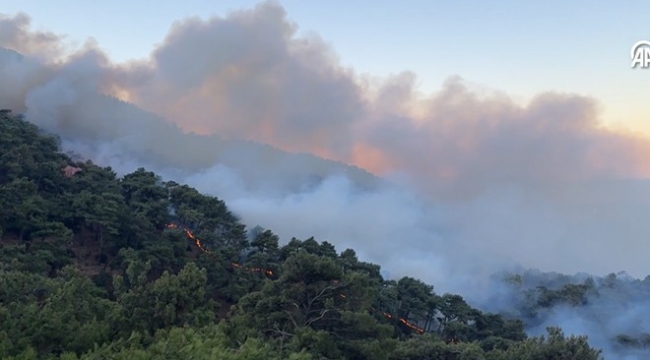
[376,309,425,334]
[399,317,425,334]
[231,261,274,276]
[165,223,210,253]
[166,223,274,276]
[168,222,425,334]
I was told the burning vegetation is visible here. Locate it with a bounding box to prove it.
[0,111,603,359]
[168,221,426,334]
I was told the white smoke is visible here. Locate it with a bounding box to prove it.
[2,5,650,357]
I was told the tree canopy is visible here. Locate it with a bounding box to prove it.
[0,111,605,359]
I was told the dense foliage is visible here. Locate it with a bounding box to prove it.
[495,270,650,357]
[0,110,604,359]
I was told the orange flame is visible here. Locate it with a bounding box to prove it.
[166,223,210,253]
[166,222,424,334]
[373,309,424,334]
[166,223,274,276]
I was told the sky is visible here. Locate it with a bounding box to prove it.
[2,0,649,135]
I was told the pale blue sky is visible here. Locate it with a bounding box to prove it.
[2,0,649,133]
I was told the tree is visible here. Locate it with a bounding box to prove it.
[113,259,215,334]
[0,111,609,359]
[251,230,279,254]
[230,250,393,359]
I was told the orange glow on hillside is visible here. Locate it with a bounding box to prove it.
[105,85,133,103]
[351,143,393,175]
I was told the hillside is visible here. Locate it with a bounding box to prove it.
[0,109,604,359]
[485,269,650,358]
[0,46,381,195]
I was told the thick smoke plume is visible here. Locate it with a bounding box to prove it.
[2,4,650,357]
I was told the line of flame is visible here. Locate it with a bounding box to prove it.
[166,222,425,334]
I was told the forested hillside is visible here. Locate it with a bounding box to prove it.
[0,109,604,359]
[489,270,650,358]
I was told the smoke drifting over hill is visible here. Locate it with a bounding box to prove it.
[2,4,650,357]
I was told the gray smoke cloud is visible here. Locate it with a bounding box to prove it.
[2,4,650,357]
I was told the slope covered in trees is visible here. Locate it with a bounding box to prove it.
[490,270,650,358]
[0,109,604,359]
